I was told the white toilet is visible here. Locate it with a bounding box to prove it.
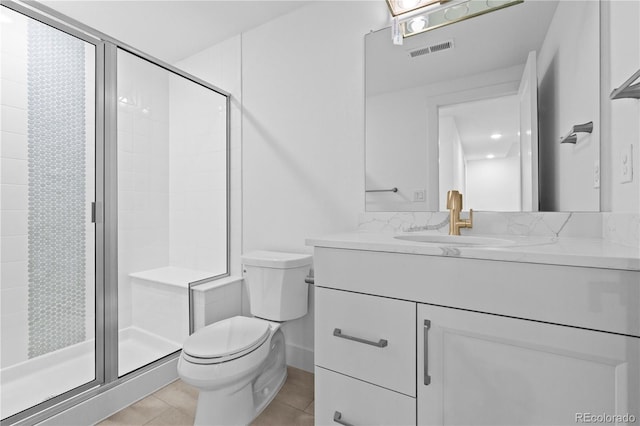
[177,250,312,426]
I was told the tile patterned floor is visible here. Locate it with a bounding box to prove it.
[96,367,314,426]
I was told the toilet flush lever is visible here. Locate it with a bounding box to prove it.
[333,328,388,348]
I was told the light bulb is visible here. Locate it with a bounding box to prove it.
[490,133,502,140]
[408,16,428,33]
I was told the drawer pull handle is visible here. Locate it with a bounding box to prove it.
[424,319,431,386]
[334,411,355,426]
[333,328,388,348]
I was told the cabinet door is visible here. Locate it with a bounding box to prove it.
[418,304,640,426]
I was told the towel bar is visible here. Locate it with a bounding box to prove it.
[366,187,398,193]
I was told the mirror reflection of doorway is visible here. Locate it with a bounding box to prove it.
[438,51,538,212]
[438,94,522,211]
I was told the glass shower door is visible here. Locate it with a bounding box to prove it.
[0,5,98,420]
[116,49,228,376]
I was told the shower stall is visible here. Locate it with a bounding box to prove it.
[0,2,229,423]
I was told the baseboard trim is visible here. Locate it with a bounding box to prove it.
[285,343,314,373]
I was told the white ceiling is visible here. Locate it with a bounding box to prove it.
[40,0,310,63]
[440,95,520,161]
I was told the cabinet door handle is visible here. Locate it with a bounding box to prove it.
[333,411,355,426]
[424,319,431,385]
[333,328,388,348]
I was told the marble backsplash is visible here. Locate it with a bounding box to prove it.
[602,213,640,248]
[358,211,640,248]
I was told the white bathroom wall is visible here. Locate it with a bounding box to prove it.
[537,1,600,212]
[606,0,640,213]
[241,1,387,252]
[117,50,171,329]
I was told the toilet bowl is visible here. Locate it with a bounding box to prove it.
[177,251,312,425]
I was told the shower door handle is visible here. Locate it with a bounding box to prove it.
[91,202,102,223]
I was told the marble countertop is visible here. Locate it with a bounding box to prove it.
[306,231,640,271]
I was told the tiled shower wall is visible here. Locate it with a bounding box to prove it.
[117,51,229,332]
[168,75,227,274]
[0,12,95,368]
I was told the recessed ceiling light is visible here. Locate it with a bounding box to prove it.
[490,133,502,140]
[486,154,495,159]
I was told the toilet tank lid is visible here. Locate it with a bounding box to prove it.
[241,250,312,269]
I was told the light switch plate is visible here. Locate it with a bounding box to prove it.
[621,144,633,184]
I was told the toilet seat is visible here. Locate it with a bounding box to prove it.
[182,316,271,365]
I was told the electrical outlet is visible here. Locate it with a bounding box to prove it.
[621,144,633,184]
[593,161,600,189]
[413,189,426,202]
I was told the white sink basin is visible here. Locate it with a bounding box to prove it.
[394,234,514,247]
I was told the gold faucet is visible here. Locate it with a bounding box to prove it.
[446,190,473,235]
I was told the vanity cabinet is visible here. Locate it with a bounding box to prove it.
[417,303,640,425]
[313,246,640,426]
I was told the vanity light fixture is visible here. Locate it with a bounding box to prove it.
[389,0,523,43]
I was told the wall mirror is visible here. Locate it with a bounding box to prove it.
[365,0,600,212]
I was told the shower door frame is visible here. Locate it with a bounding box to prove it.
[1,1,231,424]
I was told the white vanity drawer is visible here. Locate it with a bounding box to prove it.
[315,366,416,426]
[315,286,416,396]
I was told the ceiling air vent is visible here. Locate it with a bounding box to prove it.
[407,39,455,58]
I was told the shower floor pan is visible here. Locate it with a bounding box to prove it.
[0,327,180,420]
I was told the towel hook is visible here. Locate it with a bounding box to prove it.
[610,68,640,100]
[560,121,593,144]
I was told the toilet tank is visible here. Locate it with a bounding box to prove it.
[241,251,312,321]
